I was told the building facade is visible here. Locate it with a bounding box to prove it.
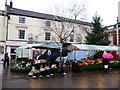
[0,4,92,59]
[105,1,120,46]
[105,25,117,45]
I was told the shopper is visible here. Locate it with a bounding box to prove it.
[3,53,10,67]
[102,58,109,71]
[102,51,113,72]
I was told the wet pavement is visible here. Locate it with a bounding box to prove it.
[0,63,3,90]
[1,64,120,89]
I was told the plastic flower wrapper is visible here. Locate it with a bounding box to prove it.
[17,66,22,69]
[28,66,37,76]
[26,63,31,67]
[13,64,19,68]
[44,66,50,70]
[22,61,25,64]
[51,64,57,69]
[40,68,45,72]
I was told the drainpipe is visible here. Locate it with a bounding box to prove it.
[116,17,120,59]
[117,17,119,45]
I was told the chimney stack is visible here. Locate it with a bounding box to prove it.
[10,0,13,8]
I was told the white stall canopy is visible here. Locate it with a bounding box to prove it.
[16,43,61,59]
[17,43,61,49]
[72,44,119,51]
[17,44,43,49]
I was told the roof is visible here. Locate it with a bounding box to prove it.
[72,44,119,51]
[1,6,92,26]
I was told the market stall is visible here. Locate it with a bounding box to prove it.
[11,43,120,76]
[11,43,61,76]
[67,44,120,72]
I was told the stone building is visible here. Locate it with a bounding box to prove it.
[0,2,92,59]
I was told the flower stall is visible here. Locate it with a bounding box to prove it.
[11,43,61,77]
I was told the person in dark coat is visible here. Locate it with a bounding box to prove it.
[3,53,10,67]
[102,58,109,70]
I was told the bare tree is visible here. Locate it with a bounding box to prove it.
[51,18,73,43]
[68,1,86,20]
[45,1,87,44]
[75,33,82,42]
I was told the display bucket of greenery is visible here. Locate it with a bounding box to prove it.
[11,61,33,73]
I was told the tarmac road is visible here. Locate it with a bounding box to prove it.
[1,65,120,89]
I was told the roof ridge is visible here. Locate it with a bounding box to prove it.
[2,7,92,26]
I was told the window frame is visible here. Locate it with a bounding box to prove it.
[45,32,51,41]
[19,17,26,24]
[45,21,51,27]
[18,29,25,39]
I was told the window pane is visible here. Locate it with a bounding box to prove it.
[45,21,51,27]
[45,32,51,40]
[70,34,74,42]
[18,30,25,39]
[11,48,16,53]
[19,17,25,23]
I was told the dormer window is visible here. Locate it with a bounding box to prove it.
[19,17,26,24]
[45,21,51,27]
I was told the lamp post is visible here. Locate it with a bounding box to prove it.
[3,0,12,59]
[4,0,8,56]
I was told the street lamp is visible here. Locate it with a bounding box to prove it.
[3,0,8,55]
[3,0,12,58]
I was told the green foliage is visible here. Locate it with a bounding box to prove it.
[85,15,110,45]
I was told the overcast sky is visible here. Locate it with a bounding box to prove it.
[0,0,120,26]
